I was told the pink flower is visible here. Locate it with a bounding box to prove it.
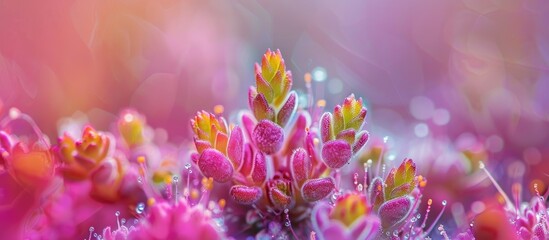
[122,199,224,240]
[312,193,381,240]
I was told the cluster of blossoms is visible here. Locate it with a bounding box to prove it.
[190,49,373,238]
[1,49,546,240]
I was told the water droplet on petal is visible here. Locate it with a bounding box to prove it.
[136,202,145,214]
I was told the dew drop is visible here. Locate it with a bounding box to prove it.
[185,163,191,169]
[136,202,145,214]
[442,200,447,206]
[137,177,143,184]
[115,211,120,217]
[357,184,363,192]
[93,233,98,238]
[89,227,94,232]
[173,175,179,182]
[284,209,289,214]
[121,218,126,225]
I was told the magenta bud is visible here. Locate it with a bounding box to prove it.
[301,177,335,202]
[378,196,412,229]
[197,148,233,183]
[269,188,292,209]
[321,139,352,168]
[230,185,262,205]
[251,152,267,185]
[253,119,284,154]
[276,91,297,127]
[290,148,311,187]
[227,126,243,168]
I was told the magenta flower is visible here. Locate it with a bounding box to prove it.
[312,193,381,240]
[116,199,224,240]
[311,158,449,239]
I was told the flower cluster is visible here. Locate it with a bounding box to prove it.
[187,49,373,237]
[2,48,539,240]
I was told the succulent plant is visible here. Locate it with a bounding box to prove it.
[320,94,369,168]
[248,49,297,154]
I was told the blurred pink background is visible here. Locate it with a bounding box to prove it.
[0,0,547,162]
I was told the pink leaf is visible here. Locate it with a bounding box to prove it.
[252,94,275,122]
[352,131,369,154]
[227,126,243,168]
[290,148,311,187]
[193,138,212,154]
[238,143,253,176]
[253,120,284,154]
[301,177,335,202]
[269,188,292,209]
[230,185,262,205]
[320,112,333,143]
[276,91,297,127]
[321,139,352,169]
[336,128,356,146]
[251,152,266,185]
[378,196,412,229]
[197,149,233,183]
